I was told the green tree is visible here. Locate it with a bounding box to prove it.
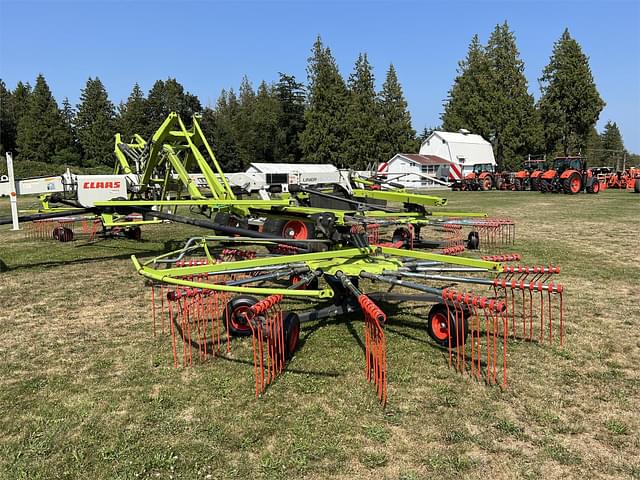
[274,73,306,162]
[441,34,492,140]
[484,22,541,170]
[52,97,82,165]
[343,53,382,170]
[16,74,69,163]
[0,80,14,155]
[234,76,257,168]
[117,83,147,140]
[76,77,116,166]
[538,29,605,156]
[299,36,349,166]
[200,89,242,171]
[253,81,280,163]
[598,121,625,168]
[144,78,201,138]
[379,64,417,161]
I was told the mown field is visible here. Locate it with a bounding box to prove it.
[0,190,639,480]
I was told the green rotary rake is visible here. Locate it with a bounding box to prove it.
[134,236,565,406]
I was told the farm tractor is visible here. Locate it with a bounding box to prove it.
[513,159,546,191]
[539,157,603,194]
[451,163,497,191]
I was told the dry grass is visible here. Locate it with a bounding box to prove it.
[0,190,639,479]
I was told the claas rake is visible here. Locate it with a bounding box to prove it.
[134,236,566,406]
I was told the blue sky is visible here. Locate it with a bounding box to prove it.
[1,0,639,152]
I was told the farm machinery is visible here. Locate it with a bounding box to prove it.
[539,156,604,194]
[451,163,497,191]
[512,159,546,191]
[2,113,568,406]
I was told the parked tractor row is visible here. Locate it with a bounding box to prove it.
[452,156,640,194]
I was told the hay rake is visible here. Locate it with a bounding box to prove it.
[134,235,566,406]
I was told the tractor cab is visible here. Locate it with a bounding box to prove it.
[471,163,495,175]
[552,157,586,175]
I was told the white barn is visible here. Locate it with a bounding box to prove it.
[419,130,496,181]
[377,154,451,188]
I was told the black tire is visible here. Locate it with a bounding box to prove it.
[563,172,582,195]
[125,226,142,240]
[586,178,600,194]
[467,231,479,250]
[223,295,258,337]
[513,179,522,191]
[392,227,411,246]
[52,226,73,242]
[427,303,469,348]
[634,179,640,193]
[480,176,493,191]
[530,177,539,191]
[283,312,300,360]
[264,218,315,240]
[539,179,550,193]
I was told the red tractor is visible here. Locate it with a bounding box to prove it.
[513,159,546,191]
[452,163,497,191]
[539,156,602,194]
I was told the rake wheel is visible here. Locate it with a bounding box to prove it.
[52,226,73,242]
[467,231,480,250]
[224,295,258,337]
[427,303,468,348]
[283,312,300,360]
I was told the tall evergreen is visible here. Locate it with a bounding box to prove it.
[274,73,306,162]
[117,83,147,140]
[53,97,82,165]
[484,22,541,169]
[144,78,201,138]
[599,121,625,167]
[76,77,116,166]
[16,74,68,163]
[200,89,241,171]
[234,76,257,167]
[343,53,382,170]
[538,29,605,156]
[299,36,349,165]
[441,35,492,140]
[253,81,280,163]
[379,64,417,160]
[0,80,14,155]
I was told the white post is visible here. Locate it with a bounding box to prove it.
[6,152,20,230]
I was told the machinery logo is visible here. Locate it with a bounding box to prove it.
[83,181,121,189]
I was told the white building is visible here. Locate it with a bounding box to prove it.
[419,130,496,181]
[377,154,451,188]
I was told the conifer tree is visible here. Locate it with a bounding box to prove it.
[16,74,68,163]
[343,53,382,169]
[0,80,15,155]
[538,29,605,156]
[274,73,306,162]
[599,121,624,167]
[53,97,82,165]
[200,89,241,171]
[76,77,116,166]
[299,36,348,165]
[441,35,492,140]
[253,81,280,163]
[379,64,417,160]
[145,78,201,137]
[484,22,540,170]
[118,83,147,140]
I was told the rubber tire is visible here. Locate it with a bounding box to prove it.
[427,303,469,348]
[530,177,539,191]
[52,226,74,242]
[634,179,640,193]
[539,180,550,193]
[392,227,412,247]
[467,231,479,250]
[563,173,582,195]
[514,179,522,191]
[586,179,600,194]
[223,295,258,337]
[264,218,316,240]
[125,226,142,240]
[283,312,300,360]
[481,176,493,191]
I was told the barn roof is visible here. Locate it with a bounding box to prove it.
[394,154,450,165]
[428,131,490,145]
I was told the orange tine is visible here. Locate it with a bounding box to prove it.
[502,309,508,388]
[444,294,453,369]
[151,284,157,337]
[539,289,545,342]
[250,320,260,398]
[161,286,165,335]
[548,290,553,343]
[168,294,178,368]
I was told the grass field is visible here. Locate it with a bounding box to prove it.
[1,190,639,479]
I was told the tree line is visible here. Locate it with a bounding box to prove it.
[0,27,633,177]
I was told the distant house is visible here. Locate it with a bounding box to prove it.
[419,130,496,181]
[377,154,451,188]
